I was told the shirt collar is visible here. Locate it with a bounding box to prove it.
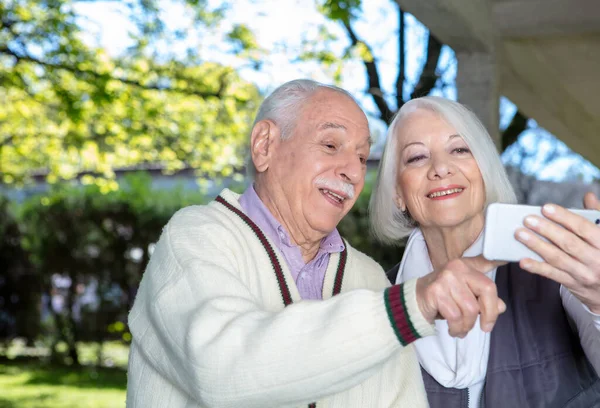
[239,184,345,254]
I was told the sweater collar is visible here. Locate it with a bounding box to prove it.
[239,184,344,255]
[214,188,348,305]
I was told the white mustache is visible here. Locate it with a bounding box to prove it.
[314,177,355,200]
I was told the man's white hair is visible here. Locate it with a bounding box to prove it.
[246,79,359,179]
[369,96,518,244]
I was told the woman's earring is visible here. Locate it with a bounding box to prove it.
[395,196,405,211]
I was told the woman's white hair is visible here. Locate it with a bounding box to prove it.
[246,79,358,179]
[369,96,517,244]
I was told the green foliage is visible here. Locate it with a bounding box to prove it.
[304,0,373,84]
[317,0,363,23]
[297,32,346,83]
[0,0,262,185]
[0,196,38,342]
[227,24,259,49]
[13,172,209,363]
[352,42,373,63]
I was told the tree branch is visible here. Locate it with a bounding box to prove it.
[0,46,234,101]
[341,21,394,123]
[409,34,443,100]
[396,7,405,108]
[501,110,528,152]
[0,135,15,149]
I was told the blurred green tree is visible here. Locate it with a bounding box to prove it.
[0,0,262,186]
[0,196,39,346]
[17,172,208,365]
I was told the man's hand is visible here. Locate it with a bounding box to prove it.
[515,192,600,314]
[416,256,507,338]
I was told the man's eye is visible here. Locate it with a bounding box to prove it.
[359,156,367,165]
[324,143,336,150]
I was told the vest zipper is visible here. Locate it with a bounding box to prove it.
[467,387,470,408]
[466,385,485,408]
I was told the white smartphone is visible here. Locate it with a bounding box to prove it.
[482,202,600,262]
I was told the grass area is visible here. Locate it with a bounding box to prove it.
[0,360,126,408]
[0,341,128,408]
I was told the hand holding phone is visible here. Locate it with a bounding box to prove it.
[483,203,600,263]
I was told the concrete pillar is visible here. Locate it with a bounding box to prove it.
[395,0,500,147]
[456,50,501,150]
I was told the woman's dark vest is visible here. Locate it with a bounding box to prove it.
[386,262,600,408]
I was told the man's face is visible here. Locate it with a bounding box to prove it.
[258,89,371,239]
[395,109,486,232]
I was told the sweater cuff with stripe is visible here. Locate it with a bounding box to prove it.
[384,278,435,346]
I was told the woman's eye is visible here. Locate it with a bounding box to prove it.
[359,156,367,165]
[407,155,426,164]
[453,147,471,154]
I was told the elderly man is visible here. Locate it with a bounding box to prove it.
[126,79,505,408]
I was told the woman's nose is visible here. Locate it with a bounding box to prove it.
[427,155,452,179]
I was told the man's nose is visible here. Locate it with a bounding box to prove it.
[337,153,363,184]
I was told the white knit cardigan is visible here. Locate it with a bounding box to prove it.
[126,189,434,408]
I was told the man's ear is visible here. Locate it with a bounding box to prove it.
[250,120,280,174]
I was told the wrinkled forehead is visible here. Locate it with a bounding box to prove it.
[307,88,365,115]
[315,120,372,147]
[306,91,371,137]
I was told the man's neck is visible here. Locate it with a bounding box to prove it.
[254,183,324,263]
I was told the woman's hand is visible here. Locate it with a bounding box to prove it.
[515,192,600,314]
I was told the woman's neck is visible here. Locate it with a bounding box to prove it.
[421,214,485,271]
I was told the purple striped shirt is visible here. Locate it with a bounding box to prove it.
[239,185,345,300]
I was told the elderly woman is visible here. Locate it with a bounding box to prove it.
[370,96,600,408]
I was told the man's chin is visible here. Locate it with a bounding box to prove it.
[310,217,344,235]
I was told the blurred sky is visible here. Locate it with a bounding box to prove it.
[73,0,600,182]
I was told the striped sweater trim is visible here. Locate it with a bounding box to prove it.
[384,284,420,346]
[332,244,347,296]
[216,194,348,408]
[215,195,293,306]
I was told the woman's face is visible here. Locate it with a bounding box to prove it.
[395,109,486,233]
